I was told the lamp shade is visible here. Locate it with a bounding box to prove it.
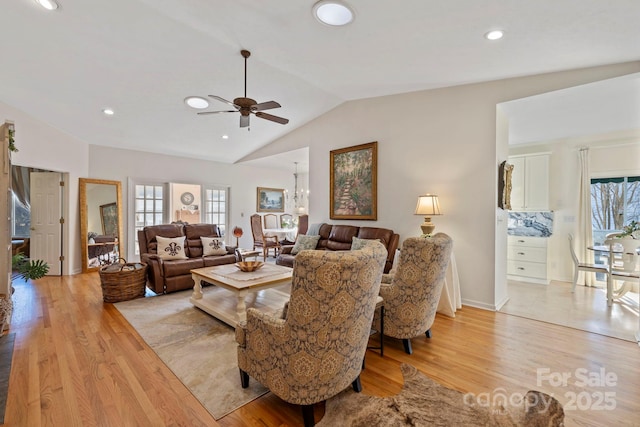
[415,195,442,216]
[414,195,441,235]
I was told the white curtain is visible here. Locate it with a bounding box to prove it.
[577,148,596,287]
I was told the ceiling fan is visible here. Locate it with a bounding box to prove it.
[198,50,289,128]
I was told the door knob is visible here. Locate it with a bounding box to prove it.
[30,227,36,231]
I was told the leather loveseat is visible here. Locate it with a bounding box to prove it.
[275,223,399,273]
[138,223,237,294]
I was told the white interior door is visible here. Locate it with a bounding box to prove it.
[30,172,62,275]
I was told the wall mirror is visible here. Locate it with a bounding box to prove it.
[79,178,123,273]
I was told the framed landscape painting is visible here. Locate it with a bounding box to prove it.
[100,202,118,236]
[257,187,285,212]
[330,141,377,220]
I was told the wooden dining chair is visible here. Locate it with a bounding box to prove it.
[263,214,278,229]
[280,213,293,228]
[604,237,640,306]
[568,234,608,293]
[251,214,280,260]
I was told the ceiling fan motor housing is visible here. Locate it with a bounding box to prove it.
[234,97,257,116]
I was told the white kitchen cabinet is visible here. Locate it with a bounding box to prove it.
[509,153,549,211]
[507,235,549,284]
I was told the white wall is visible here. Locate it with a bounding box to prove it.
[243,61,640,310]
[1,101,88,275]
[88,145,293,259]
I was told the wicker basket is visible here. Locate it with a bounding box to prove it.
[99,259,147,303]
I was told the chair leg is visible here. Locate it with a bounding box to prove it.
[352,375,362,392]
[301,404,315,427]
[425,329,432,339]
[402,338,413,355]
[239,369,249,388]
[572,268,579,292]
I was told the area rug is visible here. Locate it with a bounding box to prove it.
[0,333,15,424]
[114,291,268,419]
[317,364,564,427]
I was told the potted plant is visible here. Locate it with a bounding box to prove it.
[12,253,50,281]
[617,220,639,239]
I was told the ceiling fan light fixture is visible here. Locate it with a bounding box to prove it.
[35,0,59,10]
[485,29,504,41]
[184,96,209,109]
[313,0,354,26]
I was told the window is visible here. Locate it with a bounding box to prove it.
[11,191,30,238]
[133,184,165,255]
[591,176,640,244]
[590,175,639,282]
[203,186,229,237]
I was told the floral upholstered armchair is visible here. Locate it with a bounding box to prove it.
[236,241,388,427]
[375,233,453,355]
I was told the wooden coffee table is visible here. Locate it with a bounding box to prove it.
[190,263,293,326]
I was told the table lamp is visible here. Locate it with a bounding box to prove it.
[414,194,442,236]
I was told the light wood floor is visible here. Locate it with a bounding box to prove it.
[501,279,639,342]
[5,274,639,426]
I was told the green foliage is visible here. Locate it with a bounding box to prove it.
[12,253,50,281]
[8,128,18,152]
[618,220,639,238]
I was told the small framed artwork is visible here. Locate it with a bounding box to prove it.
[257,187,285,212]
[330,141,377,220]
[498,160,514,210]
[100,202,119,236]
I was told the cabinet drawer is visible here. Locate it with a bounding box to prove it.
[508,235,547,248]
[507,260,547,280]
[507,246,546,263]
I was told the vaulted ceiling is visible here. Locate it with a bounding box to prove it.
[2,1,639,167]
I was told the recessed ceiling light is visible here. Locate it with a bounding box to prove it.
[35,0,59,10]
[222,135,229,140]
[313,0,354,26]
[102,108,114,116]
[184,96,209,109]
[485,30,504,41]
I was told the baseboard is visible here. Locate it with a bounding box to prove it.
[494,295,510,311]
[507,275,549,285]
[461,298,497,311]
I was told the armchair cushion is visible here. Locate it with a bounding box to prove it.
[201,236,226,256]
[156,236,188,260]
[290,234,320,254]
[351,236,380,251]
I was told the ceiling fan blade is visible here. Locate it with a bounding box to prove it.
[208,95,238,108]
[197,110,237,115]
[240,115,250,128]
[255,111,289,125]
[252,101,281,111]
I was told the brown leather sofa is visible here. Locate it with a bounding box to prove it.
[276,223,399,273]
[138,223,237,294]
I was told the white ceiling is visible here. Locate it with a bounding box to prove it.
[502,72,640,145]
[1,1,639,169]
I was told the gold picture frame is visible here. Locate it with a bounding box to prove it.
[330,141,378,220]
[257,187,285,212]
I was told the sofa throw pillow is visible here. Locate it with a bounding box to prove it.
[156,236,188,260]
[351,236,380,251]
[201,236,227,256]
[291,234,321,255]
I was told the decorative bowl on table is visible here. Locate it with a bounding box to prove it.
[235,261,264,272]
